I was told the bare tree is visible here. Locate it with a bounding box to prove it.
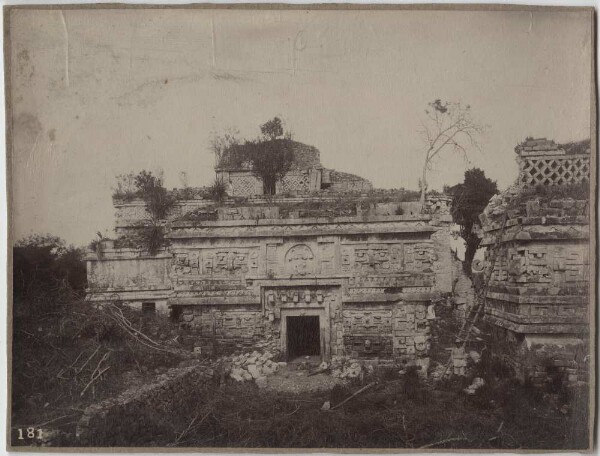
[418,100,485,211]
[209,127,240,168]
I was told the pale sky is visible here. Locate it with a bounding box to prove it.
[8,7,593,246]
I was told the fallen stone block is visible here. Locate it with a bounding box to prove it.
[463,377,485,395]
[469,351,481,363]
[255,376,268,389]
[242,371,253,381]
[247,364,261,379]
[230,373,244,382]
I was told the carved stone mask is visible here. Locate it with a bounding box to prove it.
[286,244,314,275]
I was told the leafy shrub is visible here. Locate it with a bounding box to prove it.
[13,234,87,301]
[138,225,169,256]
[111,171,175,255]
[208,178,228,203]
[112,172,139,201]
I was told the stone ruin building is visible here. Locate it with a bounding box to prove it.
[474,138,591,385]
[86,135,592,385]
[86,141,454,366]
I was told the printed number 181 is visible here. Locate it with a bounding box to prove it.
[17,428,43,440]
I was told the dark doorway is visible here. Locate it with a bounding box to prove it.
[142,302,156,315]
[287,316,321,358]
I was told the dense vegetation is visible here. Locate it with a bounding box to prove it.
[13,234,87,303]
[11,235,186,446]
[110,171,176,254]
[446,168,498,273]
[216,117,295,195]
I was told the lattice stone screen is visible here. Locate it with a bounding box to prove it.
[519,155,590,186]
[515,138,591,188]
[279,171,310,193]
[229,173,263,196]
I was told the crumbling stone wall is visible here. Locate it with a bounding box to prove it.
[86,245,173,312]
[113,199,212,234]
[76,363,214,445]
[475,138,591,386]
[87,249,172,291]
[325,169,373,193]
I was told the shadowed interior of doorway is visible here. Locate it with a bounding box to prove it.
[286,316,320,360]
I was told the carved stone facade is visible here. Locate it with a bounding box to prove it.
[88,212,442,362]
[167,216,439,360]
[475,138,592,386]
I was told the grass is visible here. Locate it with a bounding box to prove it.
[11,296,590,449]
[76,373,589,449]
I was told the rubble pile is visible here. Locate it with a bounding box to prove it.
[480,184,521,222]
[330,356,364,379]
[430,363,447,381]
[463,377,485,395]
[225,350,285,387]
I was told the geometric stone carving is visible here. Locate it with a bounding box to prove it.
[520,156,590,186]
[341,243,403,273]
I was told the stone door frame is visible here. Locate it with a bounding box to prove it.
[280,307,330,361]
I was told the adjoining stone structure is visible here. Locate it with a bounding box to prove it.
[87,142,449,364]
[475,138,591,385]
[215,140,372,197]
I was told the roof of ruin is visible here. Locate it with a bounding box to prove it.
[515,138,591,156]
[327,169,370,183]
[216,139,322,171]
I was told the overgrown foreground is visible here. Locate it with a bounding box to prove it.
[11,296,589,449]
[76,375,588,449]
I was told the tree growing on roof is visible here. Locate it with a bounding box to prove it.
[260,117,284,140]
[447,168,497,274]
[246,137,294,195]
[418,100,486,211]
[215,117,295,196]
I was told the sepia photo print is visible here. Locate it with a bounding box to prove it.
[4,4,596,450]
